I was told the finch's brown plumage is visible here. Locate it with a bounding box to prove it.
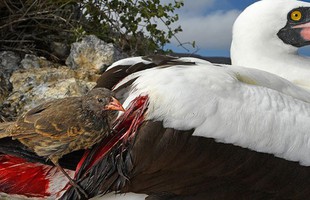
[0,88,124,164]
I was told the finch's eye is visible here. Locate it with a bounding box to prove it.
[97,98,104,103]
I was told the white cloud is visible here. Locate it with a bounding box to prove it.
[169,10,241,50]
[158,0,241,51]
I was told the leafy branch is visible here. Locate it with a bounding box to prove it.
[0,0,186,61]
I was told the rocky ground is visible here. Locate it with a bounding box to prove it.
[0,35,126,122]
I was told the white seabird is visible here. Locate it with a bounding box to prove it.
[231,0,310,90]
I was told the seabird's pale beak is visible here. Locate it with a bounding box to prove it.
[293,22,310,41]
[104,97,125,112]
[292,22,310,29]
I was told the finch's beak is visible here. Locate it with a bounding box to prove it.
[104,97,125,112]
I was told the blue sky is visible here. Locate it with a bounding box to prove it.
[164,0,310,57]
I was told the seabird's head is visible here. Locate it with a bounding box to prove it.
[278,2,310,48]
[231,0,310,55]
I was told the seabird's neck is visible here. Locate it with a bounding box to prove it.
[231,39,310,90]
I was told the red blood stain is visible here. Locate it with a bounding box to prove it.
[0,154,51,197]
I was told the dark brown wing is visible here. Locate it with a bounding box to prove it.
[94,55,195,90]
[61,121,310,200]
[11,97,85,139]
[95,63,156,90]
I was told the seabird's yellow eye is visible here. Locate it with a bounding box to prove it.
[291,10,302,21]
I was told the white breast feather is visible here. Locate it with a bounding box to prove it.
[117,63,310,166]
